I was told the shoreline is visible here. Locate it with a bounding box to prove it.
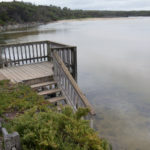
[0,16,149,32]
[0,22,43,32]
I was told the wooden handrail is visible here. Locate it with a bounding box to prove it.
[0,41,48,67]
[47,40,74,48]
[0,41,47,47]
[0,40,69,47]
[51,46,77,81]
[50,47,76,50]
[53,51,95,116]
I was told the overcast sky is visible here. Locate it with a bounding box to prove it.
[1,0,150,10]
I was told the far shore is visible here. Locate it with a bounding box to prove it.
[0,16,150,32]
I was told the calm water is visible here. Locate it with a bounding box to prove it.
[1,17,150,150]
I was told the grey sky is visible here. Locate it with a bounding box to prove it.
[1,0,150,10]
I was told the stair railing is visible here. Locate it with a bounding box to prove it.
[52,51,95,128]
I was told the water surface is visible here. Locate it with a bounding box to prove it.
[1,17,150,150]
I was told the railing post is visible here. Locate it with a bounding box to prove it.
[0,46,3,68]
[90,115,94,129]
[72,47,77,82]
[47,41,52,62]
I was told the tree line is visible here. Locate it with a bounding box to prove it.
[0,1,150,25]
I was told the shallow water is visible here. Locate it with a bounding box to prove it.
[1,17,150,150]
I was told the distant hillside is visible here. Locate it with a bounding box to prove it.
[0,1,150,26]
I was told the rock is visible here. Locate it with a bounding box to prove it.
[2,128,21,150]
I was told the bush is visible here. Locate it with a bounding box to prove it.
[0,80,44,116]
[0,80,111,150]
[9,106,111,150]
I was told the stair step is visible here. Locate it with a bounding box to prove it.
[38,89,61,96]
[31,81,57,89]
[47,96,66,103]
[23,76,53,85]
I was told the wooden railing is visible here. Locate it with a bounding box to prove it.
[51,47,77,81]
[52,51,95,126]
[0,41,95,125]
[0,41,48,67]
[0,40,77,80]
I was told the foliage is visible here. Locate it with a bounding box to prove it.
[0,1,150,26]
[0,80,44,116]
[8,106,110,150]
[0,80,111,150]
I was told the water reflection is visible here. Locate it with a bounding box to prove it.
[0,17,150,150]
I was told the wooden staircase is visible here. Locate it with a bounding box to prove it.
[30,79,67,106]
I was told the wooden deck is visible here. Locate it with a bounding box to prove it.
[0,62,53,83]
[0,40,95,128]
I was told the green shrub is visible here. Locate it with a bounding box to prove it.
[9,106,110,150]
[0,80,111,150]
[0,80,44,116]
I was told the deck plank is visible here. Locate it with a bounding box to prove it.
[20,65,42,78]
[18,66,37,78]
[28,63,51,76]
[1,68,22,82]
[7,68,22,82]
[0,62,53,83]
[30,64,50,76]
[0,73,7,81]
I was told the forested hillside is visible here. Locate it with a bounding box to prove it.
[0,1,150,26]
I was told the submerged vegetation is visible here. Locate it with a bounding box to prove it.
[0,80,111,150]
[0,1,150,26]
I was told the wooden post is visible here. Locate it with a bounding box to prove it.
[39,43,42,61]
[43,43,46,61]
[71,47,77,82]
[90,115,94,129]
[12,46,16,65]
[16,46,20,65]
[0,47,3,68]
[8,46,12,66]
[28,45,31,63]
[32,44,35,63]
[36,44,39,62]
[47,41,51,62]
[24,45,28,64]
